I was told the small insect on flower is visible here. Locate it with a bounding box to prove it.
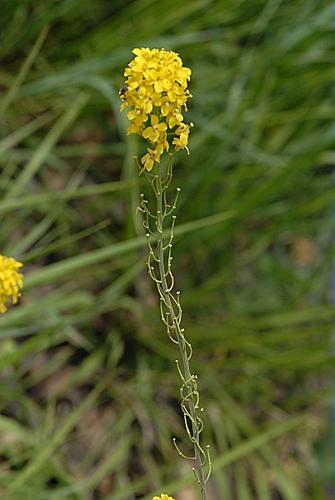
[119,84,128,101]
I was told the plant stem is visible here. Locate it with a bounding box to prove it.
[154,166,208,500]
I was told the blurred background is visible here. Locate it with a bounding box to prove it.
[0,1,334,498]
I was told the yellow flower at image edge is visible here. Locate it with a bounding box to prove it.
[120,47,192,171]
[0,255,23,314]
[152,495,175,500]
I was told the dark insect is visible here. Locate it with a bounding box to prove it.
[119,84,128,100]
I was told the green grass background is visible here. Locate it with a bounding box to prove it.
[0,0,334,498]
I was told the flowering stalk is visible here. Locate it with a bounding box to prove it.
[121,48,210,499]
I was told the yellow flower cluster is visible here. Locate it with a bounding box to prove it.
[152,495,174,500]
[0,255,23,314]
[120,48,192,171]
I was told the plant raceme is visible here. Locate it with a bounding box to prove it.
[120,48,192,171]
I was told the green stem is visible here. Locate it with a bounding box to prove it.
[155,166,207,500]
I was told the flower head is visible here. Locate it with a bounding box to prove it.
[0,255,23,314]
[120,48,192,171]
[152,495,175,500]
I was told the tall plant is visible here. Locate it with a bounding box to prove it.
[120,48,211,499]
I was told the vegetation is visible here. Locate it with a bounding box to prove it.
[0,1,334,498]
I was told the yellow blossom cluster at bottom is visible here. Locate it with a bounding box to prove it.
[152,495,174,500]
[0,255,23,313]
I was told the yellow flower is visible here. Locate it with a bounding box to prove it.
[0,255,23,314]
[152,495,175,500]
[127,108,147,128]
[172,123,190,152]
[143,115,167,143]
[141,146,163,172]
[167,109,184,129]
[120,47,192,171]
